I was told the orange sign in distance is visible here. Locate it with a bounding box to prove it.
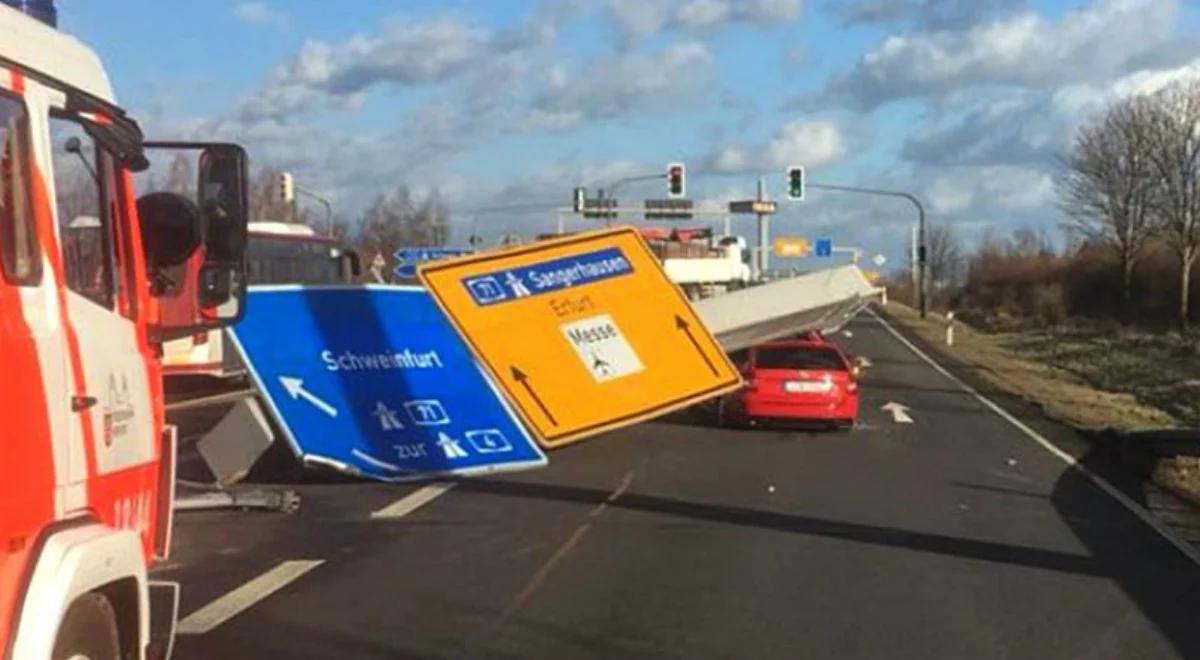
[418,227,741,448]
[773,235,810,258]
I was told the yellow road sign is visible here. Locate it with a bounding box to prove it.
[419,227,741,448]
[861,269,881,283]
[774,235,810,258]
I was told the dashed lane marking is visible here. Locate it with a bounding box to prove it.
[370,481,457,519]
[177,560,324,635]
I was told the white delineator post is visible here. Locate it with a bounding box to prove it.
[945,311,955,346]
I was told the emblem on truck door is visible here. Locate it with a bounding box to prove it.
[103,372,135,447]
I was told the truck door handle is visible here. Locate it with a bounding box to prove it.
[71,395,98,412]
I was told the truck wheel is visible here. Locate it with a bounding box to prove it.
[52,593,121,660]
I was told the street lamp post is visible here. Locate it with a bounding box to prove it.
[806,182,928,318]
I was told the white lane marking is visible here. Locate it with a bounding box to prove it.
[370,481,456,519]
[177,560,324,635]
[868,308,1200,566]
[881,401,914,424]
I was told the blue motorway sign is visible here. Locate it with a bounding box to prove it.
[393,247,473,278]
[814,238,833,257]
[461,246,634,306]
[227,285,546,481]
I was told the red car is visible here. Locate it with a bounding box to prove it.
[717,336,861,430]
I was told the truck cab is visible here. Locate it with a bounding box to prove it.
[0,4,249,658]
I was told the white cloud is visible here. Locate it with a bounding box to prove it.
[902,55,1200,169]
[924,165,1053,215]
[706,118,846,173]
[609,0,802,40]
[813,0,1179,109]
[232,2,289,30]
[608,0,670,40]
[832,0,1019,30]
[675,0,733,29]
[234,13,554,123]
[744,0,803,23]
[521,41,715,130]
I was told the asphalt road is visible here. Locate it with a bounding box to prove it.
[157,309,1200,659]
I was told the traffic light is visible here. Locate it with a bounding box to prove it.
[279,172,295,203]
[786,166,805,201]
[667,162,685,199]
[573,187,586,213]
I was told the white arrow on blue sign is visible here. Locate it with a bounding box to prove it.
[227,285,546,481]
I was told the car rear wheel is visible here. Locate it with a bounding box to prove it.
[52,593,121,660]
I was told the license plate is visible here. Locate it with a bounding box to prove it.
[785,380,828,393]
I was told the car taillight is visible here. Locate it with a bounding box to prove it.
[847,381,858,392]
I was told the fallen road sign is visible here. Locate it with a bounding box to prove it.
[418,226,741,447]
[227,285,547,481]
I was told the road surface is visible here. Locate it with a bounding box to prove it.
[158,309,1200,659]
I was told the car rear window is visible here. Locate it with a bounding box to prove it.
[754,346,846,370]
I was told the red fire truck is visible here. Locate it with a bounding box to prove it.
[1,3,250,658]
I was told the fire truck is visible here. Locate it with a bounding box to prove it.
[1,3,250,658]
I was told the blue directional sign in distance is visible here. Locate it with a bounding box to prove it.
[814,238,833,257]
[227,285,546,481]
[393,247,473,279]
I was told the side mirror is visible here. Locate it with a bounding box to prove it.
[196,144,248,310]
[850,356,869,378]
[139,142,249,342]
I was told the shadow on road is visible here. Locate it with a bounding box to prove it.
[1050,450,1200,658]
[454,478,1103,577]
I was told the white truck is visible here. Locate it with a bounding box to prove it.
[637,227,752,299]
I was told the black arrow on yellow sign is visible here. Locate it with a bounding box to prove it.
[674,315,719,377]
[511,366,557,426]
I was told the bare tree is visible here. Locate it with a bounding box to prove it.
[1056,95,1158,316]
[1145,81,1200,331]
[926,223,962,288]
[354,185,450,279]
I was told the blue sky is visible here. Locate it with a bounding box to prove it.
[56,0,1200,268]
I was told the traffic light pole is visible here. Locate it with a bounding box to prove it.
[295,185,334,237]
[601,173,668,227]
[806,182,928,318]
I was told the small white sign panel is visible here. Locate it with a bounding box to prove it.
[560,313,644,383]
[873,253,887,267]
